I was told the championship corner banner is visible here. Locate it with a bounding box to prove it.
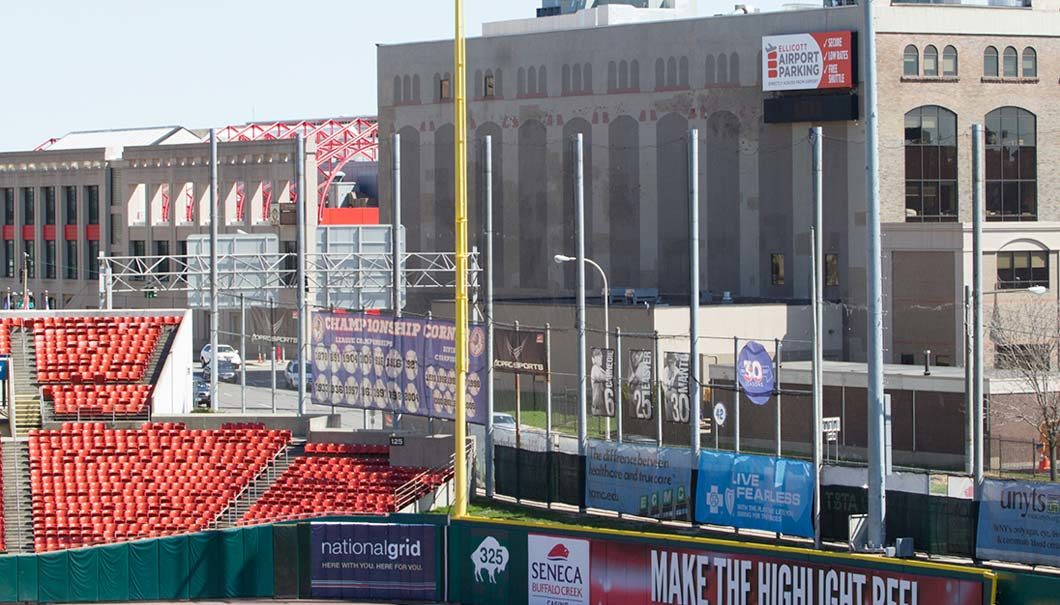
[310,311,487,424]
[309,522,440,601]
[977,479,1060,565]
[585,440,691,520]
[695,450,814,538]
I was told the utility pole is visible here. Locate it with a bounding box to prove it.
[575,133,588,512]
[209,129,219,412]
[811,127,824,549]
[689,128,701,465]
[484,135,496,498]
[964,285,973,476]
[296,133,307,416]
[240,292,246,414]
[862,0,887,551]
[392,132,402,318]
[972,123,985,487]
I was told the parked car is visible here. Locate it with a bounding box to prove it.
[202,359,238,383]
[199,344,242,368]
[285,361,313,390]
[193,376,210,408]
[493,413,517,427]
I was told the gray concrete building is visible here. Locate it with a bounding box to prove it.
[377,0,1060,369]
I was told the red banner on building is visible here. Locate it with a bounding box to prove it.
[762,31,854,92]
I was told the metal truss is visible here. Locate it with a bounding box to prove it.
[100,251,480,300]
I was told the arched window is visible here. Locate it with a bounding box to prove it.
[666,57,677,87]
[412,75,420,102]
[1022,47,1037,78]
[517,67,526,96]
[904,106,958,222]
[573,64,582,93]
[985,107,1036,221]
[538,66,547,95]
[705,55,716,84]
[607,61,617,91]
[1003,46,1018,78]
[923,45,938,77]
[630,60,640,90]
[679,57,689,88]
[403,75,412,101]
[393,76,402,103]
[562,64,571,95]
[717,53,728,84]
[618,60,628,90]
[583,63,592,93]
[729,53,739,85]
[983,46,998,78]
[655,58,665,90]
[528,66,537,95]
[942,45,957,77]
[903,45,919,77]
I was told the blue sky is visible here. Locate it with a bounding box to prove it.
[0,0,783,151]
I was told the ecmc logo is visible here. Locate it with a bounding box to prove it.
[471,536,509,584]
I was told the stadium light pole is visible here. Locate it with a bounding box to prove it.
[452,0,470,518]
[554,255,609,350]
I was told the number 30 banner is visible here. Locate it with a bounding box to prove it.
[662,351,690,423]
[738,340,775,405]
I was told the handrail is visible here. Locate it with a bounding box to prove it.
[392,440,470,512]
[210,439,291,529]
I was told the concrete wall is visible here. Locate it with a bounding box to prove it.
[151,308,194,414]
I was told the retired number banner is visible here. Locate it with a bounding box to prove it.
[310,311,487,423]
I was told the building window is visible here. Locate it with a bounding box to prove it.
[997,250,1048,289]
[905,105,958,222]
[903,45,919,77]
[86,240,99,280]
[484,74,495,98]
[923,45,938,77]
[1022,47,1036,78]
[23,240,34,279]
[996,343,1050,371]
[825,254,840,286]
[985,107,1036,221]
[64,240,78,279]
[2,189,12,226]
[282,240,296,286]
[43,240,55,279]
[154,240,170,282]
[984,46,998,77]
[942,45,957,77]
[22,188,34,225]
[1002,46,1018,78]
[899,353,916,365]
[4,241,13,278]
[770,253,785,285]
[63,186,77,225]
[440,77,451,100]
[43,187,55,225]
[86,185,99,225]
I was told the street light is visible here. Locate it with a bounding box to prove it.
[554,254,609,347]
[969,282,1048,481]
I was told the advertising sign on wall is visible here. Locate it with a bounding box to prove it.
[695,451,815,537]
[977,479,1060,565]
[585,440,692,520]
[494,327,548,375]
[662,352,690,423]
[590,348,616,417]
[589,538,985,605]
[528,534,590,605]
[737,341,775,405]
[309,523,439,601]
[310,311,487,423]
[762,31,854,92]
[627,349,654,420]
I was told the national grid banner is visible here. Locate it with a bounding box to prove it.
[585,440,692,520]
[695,451,814,537]
[977,479,1060,565]
[310,311,487,423]
[309,522,440,601]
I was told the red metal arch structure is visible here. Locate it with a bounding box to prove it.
[216,117,378,220]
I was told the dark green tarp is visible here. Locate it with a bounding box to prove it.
[158,533,191,600]
[97,542,130,601]
[188,530,224,599]
[38,549,70,603]
[69,547,101,602]
[221,527,245,598]
[243,523,274,597]
[129,539,161,600]
[0,555,18,602]
[16,554,38,602]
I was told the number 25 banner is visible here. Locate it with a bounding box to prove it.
[738,340,775,405]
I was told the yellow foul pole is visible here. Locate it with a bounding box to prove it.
[452,0,469,518]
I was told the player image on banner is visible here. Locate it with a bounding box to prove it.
[662,352,690,423]
[590,348,615,417]
[626,349,653,420]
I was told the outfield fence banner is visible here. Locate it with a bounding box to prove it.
[309,522,441,601]
[976,479,1060,565]
[494,327,548,375]
[584,440,691,520]
[695,451,815,537]
[310,311,487,423]
[447,519,995,605]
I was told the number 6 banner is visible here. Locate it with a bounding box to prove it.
[590,347,615,417]
[662,351,690,423]
[738,340,775,405]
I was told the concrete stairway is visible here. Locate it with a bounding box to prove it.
[10,329,40,437]
[2,440,34,553]
[213,440,304,529]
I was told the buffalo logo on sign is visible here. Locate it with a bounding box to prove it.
[471,536,510,584]
[494,327,548,375]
